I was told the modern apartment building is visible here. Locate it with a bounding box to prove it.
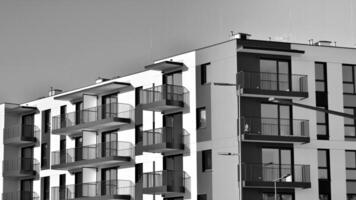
[1,35,356,200]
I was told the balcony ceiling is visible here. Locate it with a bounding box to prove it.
[145,61,188,73]
[5,103,38,114]
[237,45,305,56]
[54,81,133,101]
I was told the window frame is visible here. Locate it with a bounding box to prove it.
[316,106,329,140]
[202,149,212,172]
[200,63,210,85]
[343,64,356,94]
[344,107,356,138]
[317,149,330,180]
[315,62,328,92]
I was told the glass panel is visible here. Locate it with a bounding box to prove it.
[319,194,329,200]
[344,108,355,125]
[318,168,328,179]
[346,169,356,180]
[280,106,291,136]
[261,104,278,119]
[262,148,279,164]
[261,60,278,90]
[316,81,326,92]
[346,151,356,168]
[343,65,354,82]
[278,61,289,91]
[348,194,356,200]
[315,63,325,80]
[344,83,355,93]
[345,126,356,137]
[281,194,293,200]
[318,150,327,167]
[347,181,356,194]
[281,150,291,165]
[261,60,277,73]
[317,125,327,136]
[317,110,326,124]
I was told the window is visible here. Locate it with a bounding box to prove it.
[41,143,48,168]
[261,103,291,136]
[315,62,327,92]
[262,193,293,200]
[260,59,290,91]
[262,148,292,182]
[316,107,329,139]
[346,151,356,199]
[345,107,356,137]
[198,194,207,200]
[202,150,212,172]
[197,107,207,129]
[200,63,210,85]
[42,109,51,134]
[41,176,50,200]
[343,64,356,94]
[318,149,330,180]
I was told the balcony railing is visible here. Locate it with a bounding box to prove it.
[138,84,190,107]
[241,117,309,137]
[242,163,310,184]
[52,103,134,130]
[237,71,308,93]
[142,127,190,150]
[51,180,134,200]
[2,191,39,200]
[3,158,39,175]
[52,141,134,166]
[3,124,39,142]
[143,170,190,192]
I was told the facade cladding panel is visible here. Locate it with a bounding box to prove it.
[0,38,356,200]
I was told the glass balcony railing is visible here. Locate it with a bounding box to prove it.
[237,71,308,93]
[138,84,189,108]
[142,170,190,193]
[141,127,190,151]
[52,141,134,166]
[3,124,39,143]
[2,191,39,200]
[51,180,134,200]
[241,117,309,137]
[3,158,39,176]
[242,163,310,185]
[52,103,134,131]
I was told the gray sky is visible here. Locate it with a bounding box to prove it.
[1,0,355,103]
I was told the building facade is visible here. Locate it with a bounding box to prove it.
[1,36,356,200]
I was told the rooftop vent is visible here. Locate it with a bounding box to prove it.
[49,88,63,97]
[230,32,251,40]
[95,77,110,84]
[314,40,332,46]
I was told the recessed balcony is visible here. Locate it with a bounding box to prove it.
[242,163,311,189]
[51,141,134,170]
[2,191,39,200]
[142,170,190,197]
[138,84,190,114]
[3,158,39,179]
[51,180,134,200]
[237,71,308,99]
[241,117,310,143]
[141,127,190,154]
[52,103,134,135]
[3,124,39,146]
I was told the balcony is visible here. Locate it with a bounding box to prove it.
[141,128,190,154]
[241,117,310,143]
[138,84,190,114]
[51,180,134,200]
[52,141,134,170]
[142,170,190,197]
[242,163,311,189]
[2,191,39,200]
[3,124,39,146]
[3,158,39,179]
[52,103,134,135]
[237,71,308,99]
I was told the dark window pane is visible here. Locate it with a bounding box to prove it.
[346,151,356,168]
[202,150,212,171]
[197,108,207,129]
[319,194,329,200]
[261,59,277,74]
[343,65,354,82]
[262,148,280,164]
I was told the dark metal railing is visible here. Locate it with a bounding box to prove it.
[237,71,308,93]
[52,103,134,130]
[51,179,134,200]
[142,170,190,192]
[3,124,39,141]
[142,127,190,149]
[52,141,134,166]
[241,117,309,137]
[139,84,190,106]
[242,163,310,183]
[2,191,39,200]
[3,158,40,174]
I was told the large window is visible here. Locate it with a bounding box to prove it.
[343,64,356,94]
[261,103,291,136]
[315,62,327,92]
[42,109,51,134]
[262,148,292,182]
[197,107,207,129]
[346,151,356,199]
[344,107,356,137]
[41,176,50,200]
[202,150,212,172]
[316,106,329,139]
[318,149,330,180]
[260,59,290,91]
